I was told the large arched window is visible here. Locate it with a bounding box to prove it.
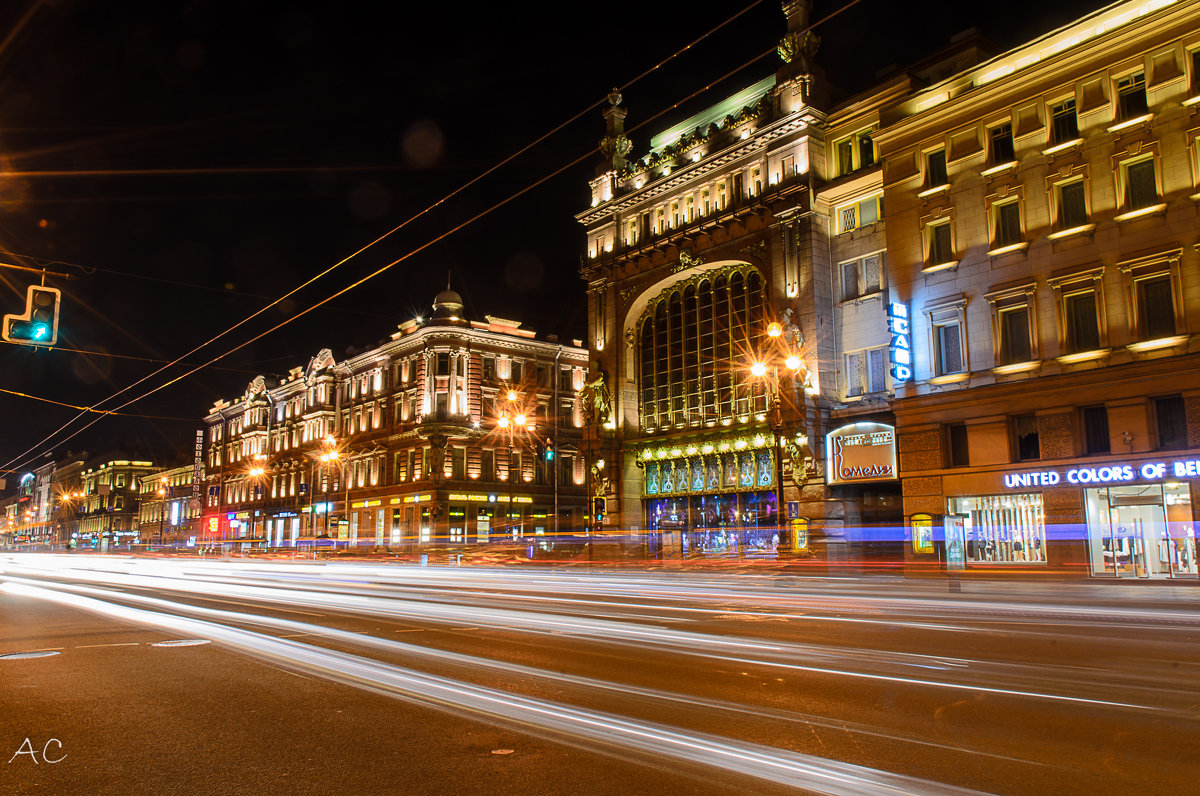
[637,265,768,430]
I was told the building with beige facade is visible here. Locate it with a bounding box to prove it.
[202,289,588,551]
[876,0,1200,578]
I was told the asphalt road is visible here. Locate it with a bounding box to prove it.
[1,554,1198,795]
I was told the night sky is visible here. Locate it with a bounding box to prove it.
[0,0,1102,474]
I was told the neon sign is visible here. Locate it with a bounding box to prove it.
[887,302,912,382]
[1005,458,1200,488]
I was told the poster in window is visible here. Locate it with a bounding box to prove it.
[661,461,674,494]
[706,456,720,490]
[911,513,934,554]
[691,459,704,492]
[725,454,738,487]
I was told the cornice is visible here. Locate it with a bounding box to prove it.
[875,2,1200,153]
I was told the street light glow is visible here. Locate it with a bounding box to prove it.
[507,390,518,402]
[750,362,767,378]
[498,415,510,428]
[785,355,801,371]
[514,414,526,427]
[767,322,782,338]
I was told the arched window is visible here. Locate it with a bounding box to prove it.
[637,266,766,429]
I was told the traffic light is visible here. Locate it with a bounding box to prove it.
[593,496,606,522]
[3,285,61,347]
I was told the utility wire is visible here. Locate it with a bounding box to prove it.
[0,385,194,421]
[2,0,858,474]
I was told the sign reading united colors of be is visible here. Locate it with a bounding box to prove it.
[825,422,899,485]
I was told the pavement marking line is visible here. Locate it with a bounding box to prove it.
[278,633,311,638]
[76,642,142,648]
[393,629,424,633]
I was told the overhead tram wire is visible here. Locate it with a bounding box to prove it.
[0,0,766,475]
[0,0,863,478]
[0,386,194,422]
[1,0,863,476]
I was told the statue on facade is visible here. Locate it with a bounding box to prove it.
[581,368,612,427]
[780,307,804,349]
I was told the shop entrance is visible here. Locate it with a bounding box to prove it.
[1084,485,1198,578]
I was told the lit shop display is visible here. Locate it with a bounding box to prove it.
[1083,484,1197,579]
[946,493,1046,564]
[639,438,779,555]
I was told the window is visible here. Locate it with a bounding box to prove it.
[925,149,948,188]
[511,360,523,383]
[840,254,882,301]
[1063,290,1101,353]
[836,194,883,233]
[1116,72,1148,121]
[926,221,953,268]
[451,448,466,480]
[945,423,969,467]
[1131,274,1176,341]
[989,123,1015,165]
[701,189,711,215]
[992,200,1022,250]
[834,130,876,175]
[482,357,495,382]
[1082,406,1110,455]
[1192,50,1200,94]
[948,493,1046,564]
[751,167,762,196]
[671,201,680,228]
[933,320,964,376]
[1155,395,1187,450]
[638,268,767,429]
[436,353,449,376]
[1055,180,1088,230]
[733,172,744,200]
[998,305,1032,365]
[655,207,665,233]
[1050,98,1079,144]
[845,347,887,396]
[1122,158,1159,211]
[481,450,495,481]
[1014,414,1040,460]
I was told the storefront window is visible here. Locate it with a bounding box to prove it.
[1084,484,1197,578]
[947,493,1045,564]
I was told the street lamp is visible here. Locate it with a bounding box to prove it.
[247,454,268,548]
[493,390,534,540]
[157,475,169,548]
[748,321,814,556]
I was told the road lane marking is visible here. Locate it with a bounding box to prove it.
[76,642,141,648]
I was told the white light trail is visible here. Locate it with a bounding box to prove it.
[3,581,988,796]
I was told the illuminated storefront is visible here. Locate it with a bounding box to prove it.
[925,454,1200,578]
[1083,484,1196,579]
[638,434,780,555]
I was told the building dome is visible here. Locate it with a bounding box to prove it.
[430,288,466,322]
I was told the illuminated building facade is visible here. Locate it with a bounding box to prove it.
[138,463,205,547]
[75,458,158,551]
[876,0,1200,577]
[579,0,912,557]
[204,290,588,550]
